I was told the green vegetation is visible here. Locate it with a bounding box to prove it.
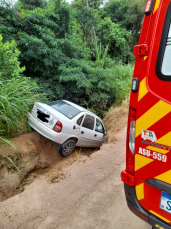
[0,0,146,139]
[0,34,44,138]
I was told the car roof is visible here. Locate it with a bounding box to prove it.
[63,100,101,120]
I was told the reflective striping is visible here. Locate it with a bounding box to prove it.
[136,183,144,200]
[150,210,170,223]
[156,131,171,147]
[155,224,164,229]
[153,0,161,14]
[135,100,171,137]
[144,56,148,61]
[135,154,153,171]
[138,77,148,101]
[155,170,171,185]
[146,146,169,154]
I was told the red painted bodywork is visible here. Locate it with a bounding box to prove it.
[122,0,171,224]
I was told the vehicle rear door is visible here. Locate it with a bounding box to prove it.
[135,0,171,224]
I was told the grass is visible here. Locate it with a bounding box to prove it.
[0,76,45,137]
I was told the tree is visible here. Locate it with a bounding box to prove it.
[72,0,103,10]
[98,17,132,62]
[99,0,146,47]
[75,7,97,44]
[89,0,103,9]
[0,34,25,79]
[18,0,46,10]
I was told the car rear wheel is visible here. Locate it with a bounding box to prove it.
[57,139,76,157]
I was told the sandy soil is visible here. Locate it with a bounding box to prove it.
[0,127,151,229]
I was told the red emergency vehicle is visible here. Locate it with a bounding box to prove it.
[121,0,171,228]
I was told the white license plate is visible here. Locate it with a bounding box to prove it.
[160,192,171,214]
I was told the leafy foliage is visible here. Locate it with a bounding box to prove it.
[0,0,137,135]
[99,0,146,47]
[0,34,25,79]
[72,0,103,10]
[18,0,47,10]
[98,17,132,63]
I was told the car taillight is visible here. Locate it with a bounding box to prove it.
[53,121,63,133]
[30,104,34,113]
[126,106,136,176]
[145,0,155,15]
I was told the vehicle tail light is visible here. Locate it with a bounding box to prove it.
[121,106,136,186]
[126,106,136,176]
[30,104,34,113]
[145,0,155,15]
[53,121,63,133]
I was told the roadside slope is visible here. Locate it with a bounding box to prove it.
[0,127,151,229]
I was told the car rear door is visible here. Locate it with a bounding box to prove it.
[135,0,171,224]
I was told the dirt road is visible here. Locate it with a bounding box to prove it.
[0,127,151,229]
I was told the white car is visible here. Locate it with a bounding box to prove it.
[28,100,106,157]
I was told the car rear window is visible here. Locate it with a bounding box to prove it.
[156,2,171,81]
[48,100,81,119]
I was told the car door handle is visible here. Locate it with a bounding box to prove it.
[94,134,97,137]
[81,131,84,134]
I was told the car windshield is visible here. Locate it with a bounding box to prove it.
[48,100,81,119]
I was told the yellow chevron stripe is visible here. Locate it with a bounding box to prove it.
[136,183,144,200]
[135,100,171,138]
[155,170,171,185]
[156,131,171,147]
[153,0,161,14]
[146,146,168,154]
[150,210,170,223]
[138,77,148,101]
[135,154,153,171]
[144,56,148,61]
[155,225,164,229]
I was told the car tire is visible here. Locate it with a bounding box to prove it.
[31,127,36,132]
[57,139,76,157]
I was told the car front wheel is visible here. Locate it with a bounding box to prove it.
[57,139,76,157]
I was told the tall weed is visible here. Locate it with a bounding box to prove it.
[0,76,45,137]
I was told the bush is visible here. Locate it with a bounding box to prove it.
[39,58,134,118]
[0,34,25,79]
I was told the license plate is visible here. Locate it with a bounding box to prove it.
[160,192,171,214]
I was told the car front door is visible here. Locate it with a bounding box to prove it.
[93,118,105,147]
[78,114,96,147]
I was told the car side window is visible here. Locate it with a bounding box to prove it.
[161,23,171,76]
[77,115,84,126]
[82,115,94,130]
[95,119,104,134]
[156,2,171,81]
